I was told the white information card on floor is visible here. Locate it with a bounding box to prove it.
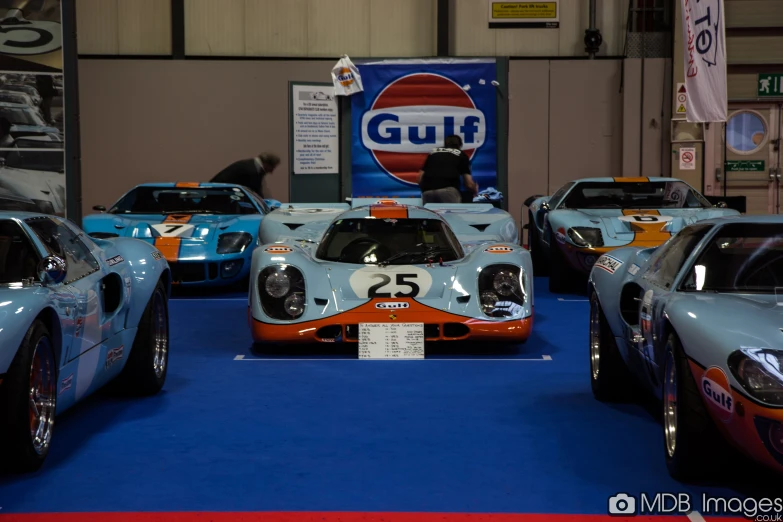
[358,323,425,359]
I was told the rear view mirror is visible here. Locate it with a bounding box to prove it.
[93,205,106,212]
[715,201,728,208]
[38,255,66,286]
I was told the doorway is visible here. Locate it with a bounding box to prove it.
[723,104,782,214]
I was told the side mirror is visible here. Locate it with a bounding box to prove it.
[93,205,106,212]
[540,201,551,211]
[38,255,66,286]
[715,201,728,208]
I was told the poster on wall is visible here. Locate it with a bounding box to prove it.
[290,83,339,175]
[488,1,559,29]
[350,59,497,198]
[0,0,65,216]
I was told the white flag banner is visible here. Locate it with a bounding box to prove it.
[331,55,363,96]
[680,0,727,122]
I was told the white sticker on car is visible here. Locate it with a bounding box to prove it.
[628,263,640,275]
[618,214,673,223]
[594,254,623,274]
[349,266,433,299]
[151,223,195,237]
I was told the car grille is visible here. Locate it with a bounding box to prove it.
[170,262,219,283]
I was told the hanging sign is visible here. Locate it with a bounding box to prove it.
[488,1,559,28]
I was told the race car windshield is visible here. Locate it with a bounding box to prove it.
[560,181,710,209]
[0,219,40,284]
[0,107,45,126]
[109,187,260,215]
[681,223,783,294]
[315,218,463,265]
[4,139,64,172]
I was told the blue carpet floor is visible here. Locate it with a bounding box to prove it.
[0,277,777,515]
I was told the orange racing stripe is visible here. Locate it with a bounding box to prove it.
[369,205,408,219]
[175,182,200,188]
[153,214,193,262]
[612,177,649,182]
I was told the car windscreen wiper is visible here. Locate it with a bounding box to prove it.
[378,246,453,267]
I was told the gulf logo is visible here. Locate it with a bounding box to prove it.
[360,73,486,185]
[485,245,513,254]
[335,67,355,87]
[265,246,293,254]
[701,366,734,422]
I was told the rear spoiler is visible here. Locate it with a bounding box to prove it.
[523,195,544,207]
[278,202,351,211]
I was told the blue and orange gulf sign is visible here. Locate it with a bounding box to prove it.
[351,59,498,197]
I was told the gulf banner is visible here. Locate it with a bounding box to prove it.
[680,0,727,122]
[350,59,497,197]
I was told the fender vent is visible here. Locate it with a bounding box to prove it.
[314,298,328,306]
[284,223,303,230]
[456,295,471,303]
[470,224,490,232]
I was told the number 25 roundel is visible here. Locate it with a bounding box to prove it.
[348,266,433,299]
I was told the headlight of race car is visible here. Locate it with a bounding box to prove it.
[567,227,604,248]
[258,265,306,320]
[217,232,253,254]
[32,199,55,215]
[728,348,783,406]
[477,264,526,318]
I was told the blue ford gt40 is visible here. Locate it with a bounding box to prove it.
[589,215,783,479]
[83,182,275,287]
[524,177,738,293]
[0,212,171,472]
[249,199,534,345]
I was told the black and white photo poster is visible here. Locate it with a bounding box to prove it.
[291,83,339,174]
[0,0,65,216]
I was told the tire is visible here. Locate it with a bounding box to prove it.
[548,239,576,293]
[662,331,722,481]
[115,280,169,395]
[0,320,57,472]
[589,291,628,401]
[527,212,548,276]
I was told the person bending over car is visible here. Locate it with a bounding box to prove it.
[210,153,280,198]
[417,135,478,204]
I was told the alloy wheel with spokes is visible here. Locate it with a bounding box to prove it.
[663,348,678,458]
[152,290,168,379]
[589,294,601,381]
[28,336,56,456]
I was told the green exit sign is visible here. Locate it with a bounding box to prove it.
[725,160,765,172]
[758,73,783,97]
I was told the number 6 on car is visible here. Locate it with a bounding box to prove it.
[248,199,535,345]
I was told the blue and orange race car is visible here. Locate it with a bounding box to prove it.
[83,182,275,286]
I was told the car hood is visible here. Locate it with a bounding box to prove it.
[668,293,783,361]
[567,208,738,239]
[10,124,59,135]
[85,213,259,242]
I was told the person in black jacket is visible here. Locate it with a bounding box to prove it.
[210,153,280,198]
[417,135,477,203]
[35,75,56,124]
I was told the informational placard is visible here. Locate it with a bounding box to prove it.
[488,1,559,28]
[725,160,765,172]
[675,83,687,116]
[679,147,696,170]
[290,83,339,174]
[358,323,424,359]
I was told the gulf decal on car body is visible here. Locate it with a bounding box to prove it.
[351,60,497,197]
[593,254,623,274]
[618,209,672,249]
[153,214,193,261]
[701,366,734,422]
[485,245,513,254]
[175,182,201,188]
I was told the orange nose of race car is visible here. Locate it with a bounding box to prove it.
[250,297,533,344]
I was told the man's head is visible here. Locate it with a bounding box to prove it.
[0,117,11,137]
[444,135,462,150]
[258,153,281,173]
